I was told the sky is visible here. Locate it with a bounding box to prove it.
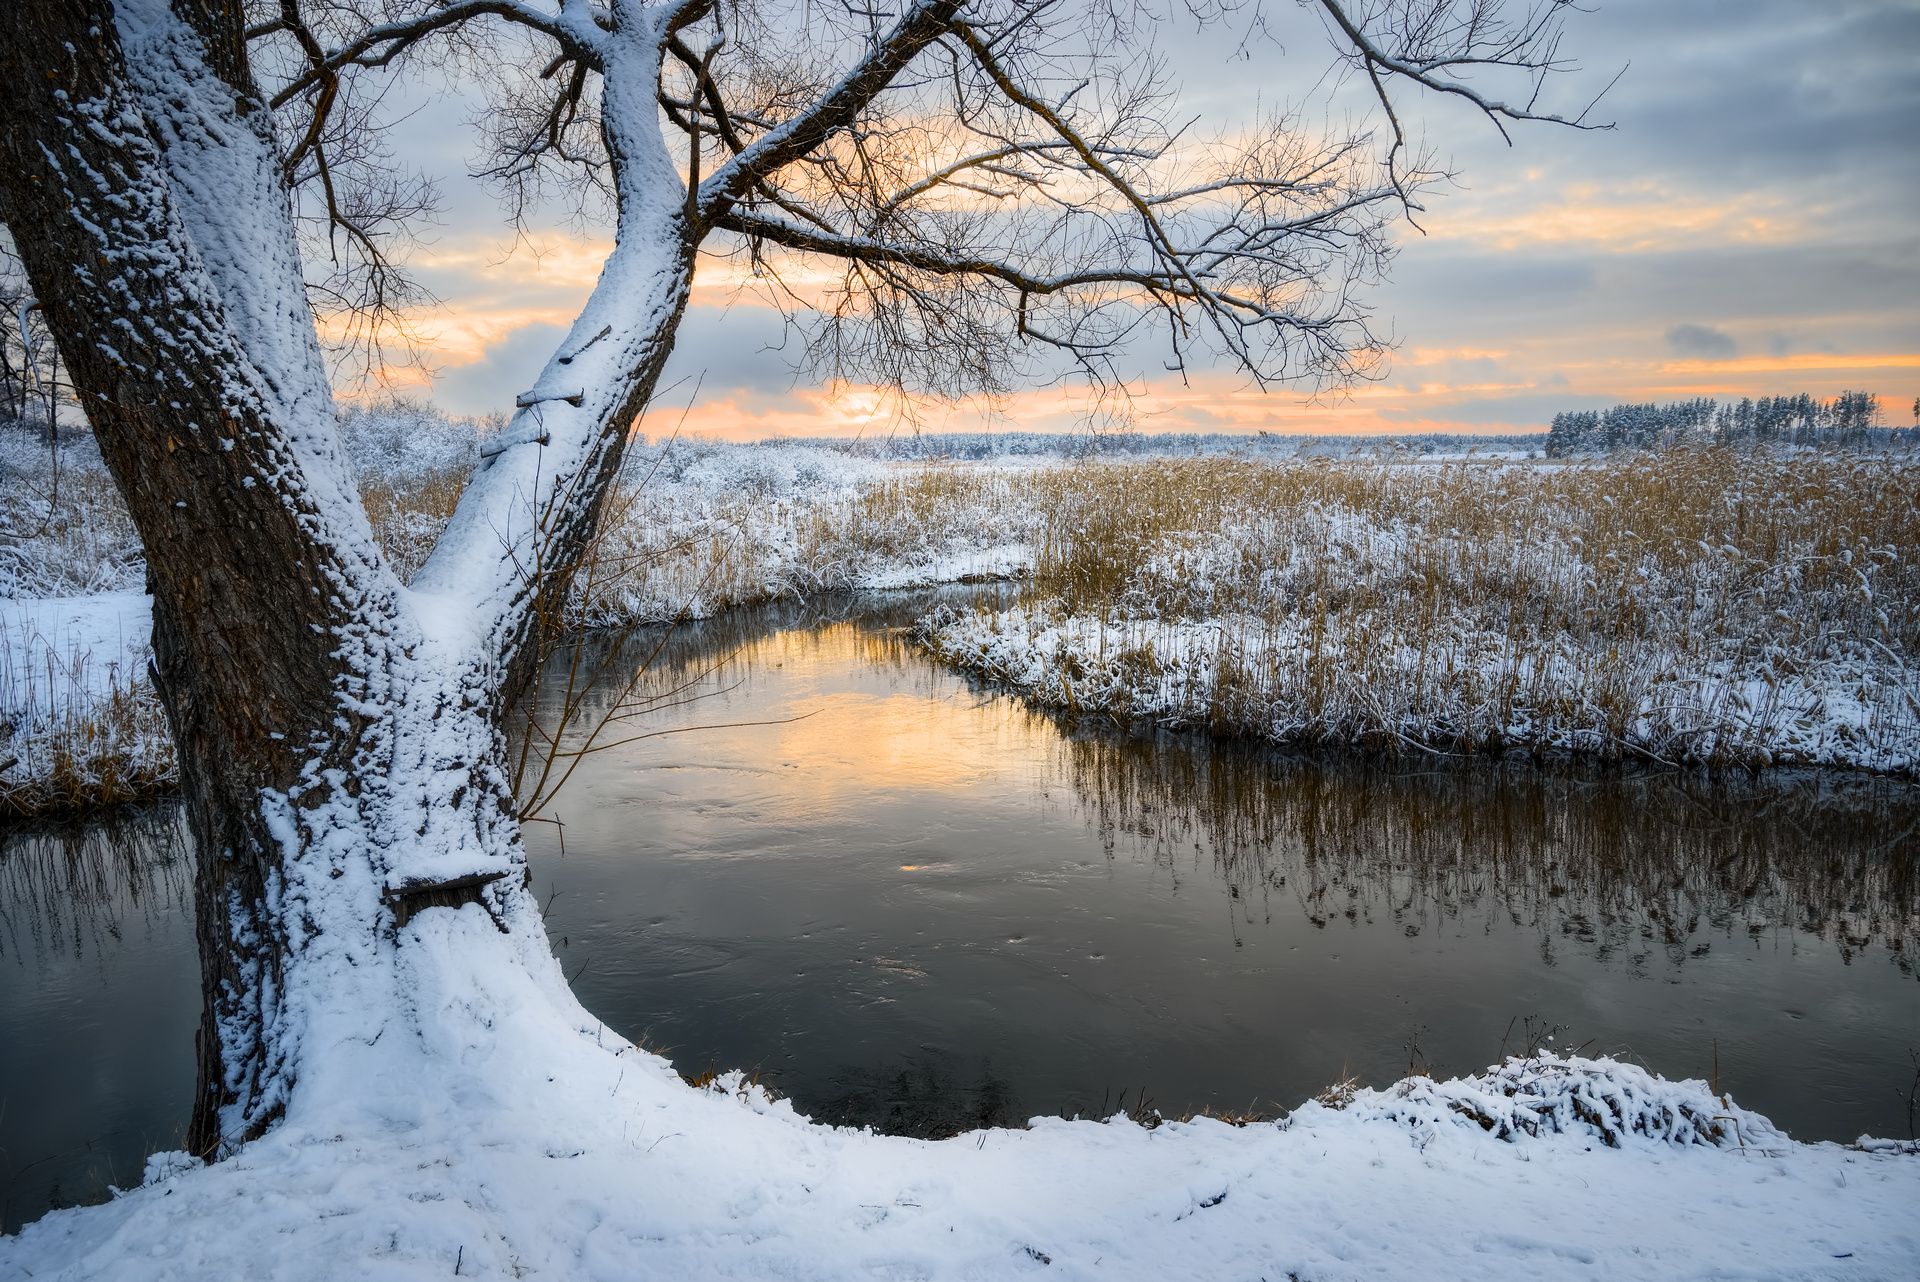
[354,0,1920,439]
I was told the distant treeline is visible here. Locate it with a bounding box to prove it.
[1546,392,1920,456]
[764,429,1548,460]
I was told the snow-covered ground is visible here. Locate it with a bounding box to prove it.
[914,451,1920,776]
[0,592,153,704]
[4,914,1914,1282]
[7,428,1920,804]
[564,437,1041,627]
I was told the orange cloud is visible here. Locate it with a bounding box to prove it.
[1431,182,1808,254]
[412,230,614,291]
[341,214,1920,439]
[1405,346,1511,364]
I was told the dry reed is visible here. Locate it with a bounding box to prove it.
[918,450,1920,774]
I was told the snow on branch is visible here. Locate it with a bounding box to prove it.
[694,0,969,217]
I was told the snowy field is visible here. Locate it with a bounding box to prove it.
[5,414,1920,1273]
[918,452,1920,775]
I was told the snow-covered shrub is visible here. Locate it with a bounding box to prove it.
[560,443,1040,627]
[336,397,489,482]
[1299,1052,1787,1150]
[0,604,173,816]
[0,428,145,598]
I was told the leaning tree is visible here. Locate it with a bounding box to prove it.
[0,0,1600,1160]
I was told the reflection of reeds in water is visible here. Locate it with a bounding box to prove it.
[0,805,190,965]
[521,595,1918,976]
[812,1053,1018,1138]
[1053,729,1920,974]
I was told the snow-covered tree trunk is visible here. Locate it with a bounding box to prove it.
[0,0,691,1156]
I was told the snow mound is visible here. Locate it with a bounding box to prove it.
[6,1033,1914,1281]
[1313,1052,1786,1150]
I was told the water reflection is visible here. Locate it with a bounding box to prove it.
[1058,734,1918,975]
[0,810,196,1232]
[0,807,190,963]
[527,597,1040,804]
[815,1053,1019,1136]
[524,594,1920,1143]
[538,595,1919,978]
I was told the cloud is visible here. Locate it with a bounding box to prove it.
[1658,352,1920,376]
[1431,185,1807,255]
[432,323,569,417]
[659,303,808,398]
[352,0,1919,437]
[1665,324,1739,361]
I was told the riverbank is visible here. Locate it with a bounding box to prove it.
[1,421,1042,817]
[10,595,1919,1233]
[916,451,1920,775]
[1,593,169,816]
[5,991,1916,1280]
[6,555,1917,1275]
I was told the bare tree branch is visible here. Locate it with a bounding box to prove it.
[696,0,967,224]
[1314,0,1617,215]
[266,0,598,109]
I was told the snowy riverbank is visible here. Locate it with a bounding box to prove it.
[5,425,1918,1274]
[915,450,1920,776]
[915,600,1920,775]
[0,592,168,814]
[10,437,1920,810]
[4,961,1915,1282]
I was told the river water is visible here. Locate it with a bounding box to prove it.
[4,589,1916,1231]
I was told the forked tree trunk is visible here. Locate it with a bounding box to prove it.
[0,0,692,1157]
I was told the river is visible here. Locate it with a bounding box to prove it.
[3,589,1915,1231]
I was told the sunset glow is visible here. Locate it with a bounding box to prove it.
[338,0,1915,442]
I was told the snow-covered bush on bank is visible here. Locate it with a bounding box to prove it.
[0,595,172,815]
[567,442,1040,626]
[336,397,491,480]
[1314,1051,1785,1150]
[916,451,1920,775]
[1,431,166,814]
